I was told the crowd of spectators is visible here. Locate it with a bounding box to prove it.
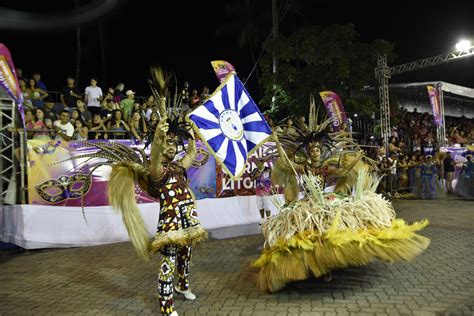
[363,107,473,196]
[18,70,211,143]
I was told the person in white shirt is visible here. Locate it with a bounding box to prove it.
[84,78,103,116]
[54,110,75,142]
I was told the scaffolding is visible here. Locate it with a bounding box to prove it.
[0,96,26,205]
[376,46,474,148]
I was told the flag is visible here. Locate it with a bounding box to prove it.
[319,91,347,131]
[211,60,236,83]
[188,73,272,179]
[426,85,443,126]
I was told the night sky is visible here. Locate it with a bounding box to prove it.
[1,1,473,100]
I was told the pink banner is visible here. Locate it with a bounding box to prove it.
[426,85,443,126]
[319,91,347,131]
[0,43,24,122]
[211,60,236,83]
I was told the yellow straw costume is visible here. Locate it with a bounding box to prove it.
[253,170,430,292]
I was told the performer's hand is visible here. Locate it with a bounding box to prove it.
[156,120,169,140]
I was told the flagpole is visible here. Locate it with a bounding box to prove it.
[271,0,278,111]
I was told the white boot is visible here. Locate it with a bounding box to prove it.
[169,311,178,316]
[174,287,196,300]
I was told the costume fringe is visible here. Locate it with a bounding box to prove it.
[271,158,300,203]
[150,225,208,254]
[254,171,430,293]
[253,218,430,293]
[108,162,151,261]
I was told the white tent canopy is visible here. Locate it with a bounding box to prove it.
[389,81,474,99]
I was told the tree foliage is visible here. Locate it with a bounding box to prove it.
[259,24,395,119]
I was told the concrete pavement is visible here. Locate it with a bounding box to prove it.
[1,196,473,315]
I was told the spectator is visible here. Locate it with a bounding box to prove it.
[113,82,125,103]
[283,117,298,136]
[70,109,81,125]
[19,79,33,110]
[144,95,155,120]
[120,89,135,121]
[60,76,82,108]
[28,78,48,108]
[101,87,118,109]
[33,108,52,140]
[53,110,75,142]
[107,110,130,139]
[129,110,148,142]
[16,68,24,81]
[43,99,59,123]
[24,109,35,139]
[443,151,455,193]
[200,85,211,101]
[76,99,92,127]
[74,120,88,141]
[190,89,201,109]
[148,111,160,128]
[32,72,47,91]
[101,99,117,121]
[84,78,103,116]
[89,113,108,140]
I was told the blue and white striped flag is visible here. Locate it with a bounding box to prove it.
[188,74,272,179]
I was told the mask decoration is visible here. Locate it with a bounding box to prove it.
[35,173,91,203]
[33,141,61,155]
[191,148,210,168]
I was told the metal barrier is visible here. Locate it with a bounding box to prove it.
[45,90,147,105]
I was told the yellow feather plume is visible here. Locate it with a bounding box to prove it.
[108,162,151,261]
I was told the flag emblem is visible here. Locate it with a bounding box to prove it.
[188,74,272,179]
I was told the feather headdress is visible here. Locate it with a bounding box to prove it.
[143,65,193,148]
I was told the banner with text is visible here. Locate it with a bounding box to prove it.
[319,91,347,132]
[0,43,24,122]
[215,142,280,197]
[426,85,443,126]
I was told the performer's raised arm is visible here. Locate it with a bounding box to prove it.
[150,119,169,179]
[178,118,197,170]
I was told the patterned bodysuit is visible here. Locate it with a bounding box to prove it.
[148,162,206,315]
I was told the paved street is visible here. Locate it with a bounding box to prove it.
[1,196,473,316]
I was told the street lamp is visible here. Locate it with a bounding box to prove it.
[455,39,472,52]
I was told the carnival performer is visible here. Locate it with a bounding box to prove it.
[65,66,207,316]
[251,157,274,225]
[456,154,474,198]
[252,110,430,293]
[145,115,206,315]
[413,155,445,199]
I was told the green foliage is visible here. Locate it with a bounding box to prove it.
[259,24,395,119]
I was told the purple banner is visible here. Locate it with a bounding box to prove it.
[27,139,216,206]
[0,43,24,122]
[319,91,347,132]
[427,85,443,126]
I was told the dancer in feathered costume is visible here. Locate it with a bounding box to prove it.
[67,67,207,315]
[252,104,430,293]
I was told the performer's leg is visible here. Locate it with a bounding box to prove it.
[257,196,265,225]
[446,172,453,192]
[158,245,177,315]
[176,245,192,291]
